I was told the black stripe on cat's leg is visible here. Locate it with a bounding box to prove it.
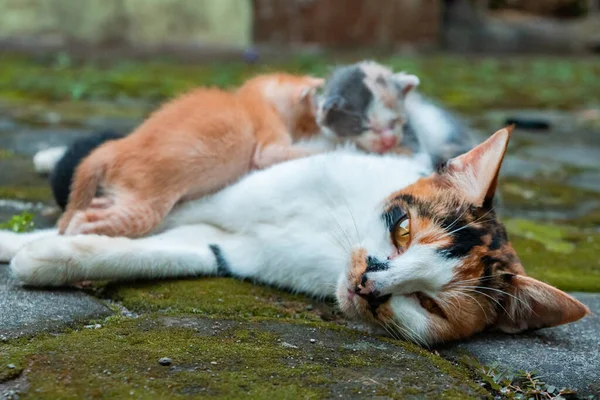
[209,244,232,277]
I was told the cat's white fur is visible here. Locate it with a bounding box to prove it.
[1,149,454,344]
[33,146,67,174]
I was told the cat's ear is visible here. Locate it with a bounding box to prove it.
[445,126,513,207]
[494,274,590,333]
[392,72,420,96]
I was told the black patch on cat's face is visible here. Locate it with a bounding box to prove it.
[320,65,372,137]
[382,205,406,231]
[365,256,389,273]
[389,194,511,263]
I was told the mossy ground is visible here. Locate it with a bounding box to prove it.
[0,54,598,114]
[1,53,599,398]
[1,299,486,399]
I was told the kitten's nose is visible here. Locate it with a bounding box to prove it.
[380,134,397,149]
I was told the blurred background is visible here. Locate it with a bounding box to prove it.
[0,0,599,291]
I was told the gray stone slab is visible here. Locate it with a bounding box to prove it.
[442,293,600,396]
[0,128,91,156]
[524,145,600,170]
[0,264,111,339]
[568,172,600,193]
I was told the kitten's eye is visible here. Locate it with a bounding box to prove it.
[393,216,411,248]
[389,118,402,129]
[415,292,447,319]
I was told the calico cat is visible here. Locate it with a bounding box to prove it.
[317,60,473,167]
[0,127,588,345]
[56,73,324,238]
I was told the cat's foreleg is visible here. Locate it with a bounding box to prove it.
[9,225,262,287]
[0,229,58,262]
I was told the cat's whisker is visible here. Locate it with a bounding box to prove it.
[383,319,410,343]
[453,287,513,322]
[387,318,427,347]
[444,204,471,232]
[445,207,496,237]
[325,210,353,252]
[453,285,533,313]
[458,292,491,324]
[341,196,362,245]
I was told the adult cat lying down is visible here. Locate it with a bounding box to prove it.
[0,127,588,345]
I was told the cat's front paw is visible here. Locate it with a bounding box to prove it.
[0,230,22,262]
[10,238,75,286]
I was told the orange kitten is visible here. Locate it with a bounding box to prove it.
[57,73,324,237]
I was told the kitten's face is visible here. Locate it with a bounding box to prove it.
[336,128,589,345]
[317,62,419,154]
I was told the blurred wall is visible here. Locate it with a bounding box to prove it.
[0,0,252,48]
[253,0,440,47]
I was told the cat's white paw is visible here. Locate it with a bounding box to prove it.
[0,230,24,262]
[10,237,76,286]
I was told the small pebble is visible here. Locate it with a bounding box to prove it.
[158,357,172,366]
[210,361,218,365]
[305,304,314,311]
[309,338,317,344]
[7,363,15,369]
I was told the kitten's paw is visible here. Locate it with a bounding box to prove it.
[10,238,75,286]
[253,144,288,169]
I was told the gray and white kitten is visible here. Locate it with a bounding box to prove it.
[316,61,473,168]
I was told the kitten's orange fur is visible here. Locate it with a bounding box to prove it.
[58,73,324,237]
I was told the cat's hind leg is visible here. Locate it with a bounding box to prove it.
[9,225,260,286]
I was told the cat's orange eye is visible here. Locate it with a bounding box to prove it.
[393,216,411,249]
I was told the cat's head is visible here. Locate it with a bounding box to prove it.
[244,73,325,139]
[317,61,419,154]
[336,127,590,345]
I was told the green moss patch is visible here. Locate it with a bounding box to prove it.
[1,316,485,399]
[506,218,600,292]
[104,278,341,322]
[500,177,599,210]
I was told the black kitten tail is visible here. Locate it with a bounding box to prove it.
[50,130,123,210]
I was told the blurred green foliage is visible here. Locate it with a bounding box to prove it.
[0,53,598,112]
[0,211,35,232]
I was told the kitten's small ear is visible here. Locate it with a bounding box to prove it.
[299,78,325,102]
[321,95,345,113]
[445,126,513,207]
[393,72,420,96]
[308,77,325,88]
[494,274,590,333]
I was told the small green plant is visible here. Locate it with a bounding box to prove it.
[0,211,35,232]
[478,362,593,399]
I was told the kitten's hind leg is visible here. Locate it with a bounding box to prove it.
[10,225,260,287]
[65,196,177,237]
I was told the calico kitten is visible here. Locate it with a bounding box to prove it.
[317,61,473,167]
[1,127,588,345]
[57,73,324,237]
